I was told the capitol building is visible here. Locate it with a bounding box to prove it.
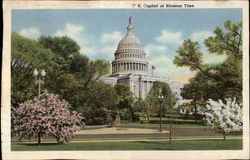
[100,17,183,100]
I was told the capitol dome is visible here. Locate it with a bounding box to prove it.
[117,33,142,49]
[111,17,148,75]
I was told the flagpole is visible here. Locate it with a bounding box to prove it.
[152,66,153,77]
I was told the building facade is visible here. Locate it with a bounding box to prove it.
[100,17,183,99]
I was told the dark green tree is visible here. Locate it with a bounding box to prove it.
[145,81,176,132]
[11,33,59,106]
[204,20,242,60]
[38,36,80,59]
[113,83,137,122]
[174,20,242,103]
[77,81,117,125]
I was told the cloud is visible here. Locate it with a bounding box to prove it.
[155,30,182,44]
[144,44,167,56]
[55,23,86,46]
[99,46,117,59]
[190,31,214,43]
[77,31,123,60]
[101,31,123,44]
[19,28,41,39]
[147,55,169,64]
[54,26,123,60]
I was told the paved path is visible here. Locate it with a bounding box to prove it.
[74,126,238,139]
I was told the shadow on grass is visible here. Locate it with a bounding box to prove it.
[24,143,61,146]
[138,141,168,145]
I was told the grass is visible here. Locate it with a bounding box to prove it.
[12,136,242,151]
[75,127,169,135]
[120,121,206,128]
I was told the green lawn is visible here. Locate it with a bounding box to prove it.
[12,137,242,151]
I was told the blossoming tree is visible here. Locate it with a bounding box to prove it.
[11,92,83,144]
[204,97,243,140]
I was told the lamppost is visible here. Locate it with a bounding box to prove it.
[158,88,164,132]
[169,102,173,144]
[33,69,46,98]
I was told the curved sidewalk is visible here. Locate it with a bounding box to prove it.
[75,126,230,138]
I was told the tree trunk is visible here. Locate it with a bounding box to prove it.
[159,103,162,132]
[169,106,172,144]
[38,133,41,145]
[223,130,226,141]
[194,98,197,123]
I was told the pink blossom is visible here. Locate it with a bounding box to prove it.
[11,92,83,144]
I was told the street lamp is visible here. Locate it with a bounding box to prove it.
[158,88,164,132]
[33,68,46,98]
[169,101,173,144]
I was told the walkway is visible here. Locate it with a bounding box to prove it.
[74,126,236,139]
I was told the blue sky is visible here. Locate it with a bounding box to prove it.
[12,9,242,82]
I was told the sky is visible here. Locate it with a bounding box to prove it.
[12,9,242,83]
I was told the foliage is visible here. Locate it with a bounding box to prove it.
[38,36,81,59]
[146,81,176,116]
[11,33,58,106]
[76,81,117,125]
[11,33,114,125]
[174,39,203,71]
[204,97,243,140]
[11,92,83,144]
[204,20,242,60]
[174,20,242,104]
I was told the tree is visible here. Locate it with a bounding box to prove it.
[204,97,243,140]
[11,33,59,106]
[38,36,81,59]
[77,81,117,125]
[204,20,242,60]
[134,99,152,122]
[173,39,204,72]
[174,20,242,103]
[11,92,83,144]
[114,83,133,110]
[113,83,136,122]
[146,81,176,132]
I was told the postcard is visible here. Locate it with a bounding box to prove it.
[2,1,249,159]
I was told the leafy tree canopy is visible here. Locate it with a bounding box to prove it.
[174,20,242,103]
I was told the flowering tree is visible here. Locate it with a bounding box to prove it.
[204,97,243,140]
[11,92,83,144]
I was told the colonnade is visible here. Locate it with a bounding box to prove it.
[112,62,148,73]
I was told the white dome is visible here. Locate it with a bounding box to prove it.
[117,34,143,49]
[111,17,148,75]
